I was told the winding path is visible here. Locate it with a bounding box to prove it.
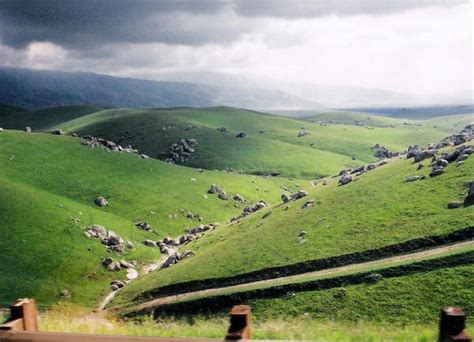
[114,240,474,314]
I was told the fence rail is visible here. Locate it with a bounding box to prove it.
[0,298,471,341]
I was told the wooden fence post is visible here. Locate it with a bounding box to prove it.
[225,305,251,340]
[439,307,471,342]
[0,298,39,332]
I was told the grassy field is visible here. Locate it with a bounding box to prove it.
[116,143,473,306]
[31,262,474,340]
[0,105,472,338]
[2,105,456,178]
[0,130,300,307]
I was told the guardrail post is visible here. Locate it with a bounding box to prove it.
[0,298,39,332]
[225,305,251,340]
[439,307,471,342]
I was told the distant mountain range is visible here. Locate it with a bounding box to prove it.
[0,67,318,110]
[0,67,471,110]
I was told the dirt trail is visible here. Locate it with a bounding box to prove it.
[116,240,474,313]
[97,256,167,311]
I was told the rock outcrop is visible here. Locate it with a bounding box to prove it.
[166,138,198,163]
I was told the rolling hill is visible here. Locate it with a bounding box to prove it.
[2,105,459,179]
[0,130,302,307]
[0,106,472,340]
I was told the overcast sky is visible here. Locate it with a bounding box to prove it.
[0,0,472,95]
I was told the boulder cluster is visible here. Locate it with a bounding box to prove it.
[85,224,133,253]
[231,200,268,222]
[162,250,195,269]
[207,184,231,201]
[338,160,388,186]
[82,135,139,153]
[165,138,198,163]
[371,144,398,159]
[281,190,309,203]
[407,144,472,178]
[102,257,136,273]
[143,223,218,254]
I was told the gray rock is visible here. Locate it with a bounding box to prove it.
[339,174,352,185]
[235,132,247,138]
[413,150,435,163]
[417,163,424,171]
[405,176,420,182]
[233,194,245,202]
[281,193,291,203]
[218,191,229,200]
[291,190,309,200]
[208,184,222,194]
[435,159,449,168]
[0,128,4,132]
[51,129,65,135]
[25,127,32,133]
[429,167,444,177]
[456,154,469,162]
[143,239,157,247]
[95,196,109,207]
[217,126,229,133]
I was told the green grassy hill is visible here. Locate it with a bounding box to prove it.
[0,130,299,307]
[12,105,453,178]
[116,143,473,307]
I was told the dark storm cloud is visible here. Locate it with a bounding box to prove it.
[0,0,468,49]
[234,0,467,19]
[0,0,239,49]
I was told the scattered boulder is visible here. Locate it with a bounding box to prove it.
[297,130,309,137]
[291,190,309,200]
[51,129,65,135]
[413,150,435,163]
[435,159,449,168]
[405,176,420,182]
[95,196,109,207]
[25,127,32,133]
[208,184,222,194]
[233,194,245,202]
[339,174,352,185]
[0,128,3,132]
[281,193,291,203]
[102,257,121,271]
[85,225,126,253]
[143,239,157,248]
[464,181,474,207]
[430,166,444,177]
[217,127,229,133]
[135,222,153,231]
[110,280,125,291]
[235,132,247,138]
[417,164,424,171]
[218,191,229,200]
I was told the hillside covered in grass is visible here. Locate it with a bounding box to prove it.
[116,141,473,307]
[1,105,461,178]
[0,130,301,307]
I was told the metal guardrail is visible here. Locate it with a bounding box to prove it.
[0,298,471,341]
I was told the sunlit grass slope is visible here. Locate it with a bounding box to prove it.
[0,130,299,307]
[117,145,473,304]
[54,106,449,178]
